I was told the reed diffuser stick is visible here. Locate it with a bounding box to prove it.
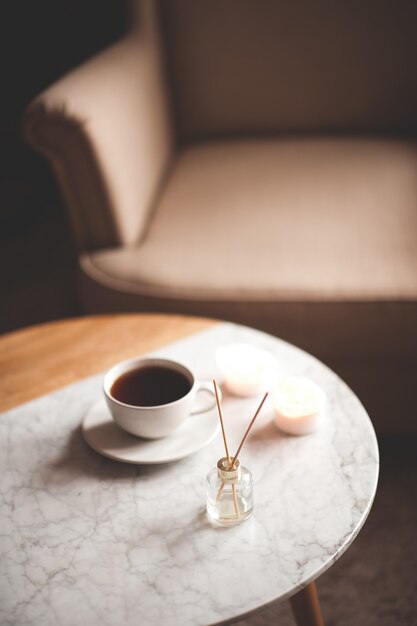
[229,392,269,469]
[231,483,239,516]
[213,380,239,516]
[213,379,230,462]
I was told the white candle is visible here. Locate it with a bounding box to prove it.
[215,343,279,397]
[272,376,326,435]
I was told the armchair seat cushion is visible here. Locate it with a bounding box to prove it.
[82,136,417,313]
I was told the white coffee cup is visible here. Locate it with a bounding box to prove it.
[103,357,217,439]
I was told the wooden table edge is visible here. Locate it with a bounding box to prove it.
[0,313,218,413]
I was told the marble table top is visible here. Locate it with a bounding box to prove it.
[0,322,379,626]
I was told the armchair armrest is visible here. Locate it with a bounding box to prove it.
[22,2,173,252]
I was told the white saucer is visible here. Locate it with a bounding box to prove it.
[82,399,220,464]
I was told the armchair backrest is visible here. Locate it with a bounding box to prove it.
[160,0,417,143]
[23,0,173,252]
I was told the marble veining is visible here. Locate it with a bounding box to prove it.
[0,323,379,626]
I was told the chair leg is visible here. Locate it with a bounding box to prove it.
[289,581,325,626]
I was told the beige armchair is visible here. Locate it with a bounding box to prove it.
[22,0,417,434]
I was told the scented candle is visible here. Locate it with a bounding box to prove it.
[215,343,278,396]
[272,376,326,435]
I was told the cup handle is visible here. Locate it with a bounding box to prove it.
[190,381,218,415]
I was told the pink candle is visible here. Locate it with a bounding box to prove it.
[215,343,279,397]
[272,376,326,435]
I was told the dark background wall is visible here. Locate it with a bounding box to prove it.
[0,1,128,334]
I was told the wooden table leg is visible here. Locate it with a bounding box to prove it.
[289,581,325,626]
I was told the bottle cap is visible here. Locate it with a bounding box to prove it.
[217,457,241,481]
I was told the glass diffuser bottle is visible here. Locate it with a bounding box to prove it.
[208,379,268,528]
[206,457,253,526]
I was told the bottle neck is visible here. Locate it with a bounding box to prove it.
[217,457,241,481]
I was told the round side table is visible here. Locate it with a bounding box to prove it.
[0,314,379,625]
